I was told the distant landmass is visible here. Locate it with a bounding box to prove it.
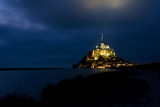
[119,62,160,71]
[73,34,134,68]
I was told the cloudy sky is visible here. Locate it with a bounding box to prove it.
[0,0,160,68]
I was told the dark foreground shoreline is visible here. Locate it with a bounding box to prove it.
[0,69,151,106]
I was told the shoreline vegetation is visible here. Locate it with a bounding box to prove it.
[0,63,159,106]
[73,54,135,69]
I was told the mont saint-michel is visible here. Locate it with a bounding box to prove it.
[73,34,134,68]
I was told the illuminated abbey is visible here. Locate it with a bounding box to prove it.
[73,33,134,68]
[91,34,115,60]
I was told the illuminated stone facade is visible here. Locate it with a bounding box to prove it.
[91,34,115,60]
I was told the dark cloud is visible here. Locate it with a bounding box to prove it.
[4,0,157,29]
[0,0,160,68]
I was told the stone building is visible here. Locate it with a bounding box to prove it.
[91,34,115,60]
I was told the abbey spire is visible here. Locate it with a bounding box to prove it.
[101,33,103,43]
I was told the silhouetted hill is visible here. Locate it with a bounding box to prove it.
[41,71,150,106]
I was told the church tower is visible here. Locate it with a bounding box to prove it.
[100,33,105,49]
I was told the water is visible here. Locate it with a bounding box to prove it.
[0,68,116,99]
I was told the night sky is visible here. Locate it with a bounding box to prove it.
[0,0,160,68]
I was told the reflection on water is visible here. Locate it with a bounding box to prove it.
[90,68,118,73]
